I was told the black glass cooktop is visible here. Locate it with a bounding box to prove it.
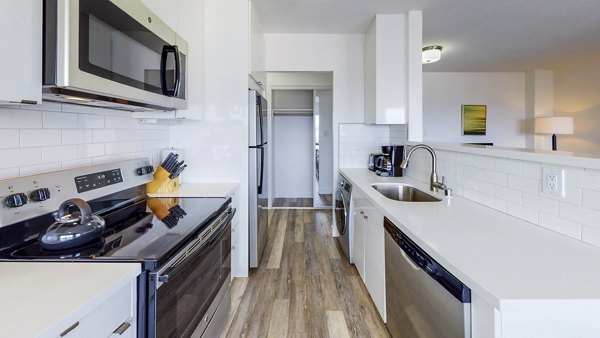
[1,193,230,268]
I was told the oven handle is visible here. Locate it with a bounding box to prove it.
[157,208,235,286]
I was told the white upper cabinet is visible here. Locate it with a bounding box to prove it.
[364,13,422,128]
[0,1,42,105]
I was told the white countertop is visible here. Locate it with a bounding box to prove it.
[0,262,140,337]
[341,168,600,309]
[147,182,239,198]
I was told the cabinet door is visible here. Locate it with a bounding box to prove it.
[351,189,366,280]
[364,205,386,322]
[56,282,137,338]
[353,206,365,280]
[0,1,42,104]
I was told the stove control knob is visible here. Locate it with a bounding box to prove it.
[31,188,51,202]
[4,193,28,208]
[136,165,154,175]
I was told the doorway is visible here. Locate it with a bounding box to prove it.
[268,72,333,209]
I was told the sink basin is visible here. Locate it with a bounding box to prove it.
[371,183,442,202]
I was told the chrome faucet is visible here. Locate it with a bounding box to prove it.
[400,144,452,197]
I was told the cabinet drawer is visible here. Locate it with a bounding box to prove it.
[56,282,135,338]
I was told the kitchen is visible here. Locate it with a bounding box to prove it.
[2,0,600,337]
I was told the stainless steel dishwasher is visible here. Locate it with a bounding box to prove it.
[384,217,471,338]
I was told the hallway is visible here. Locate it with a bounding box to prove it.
[223,209,389,337]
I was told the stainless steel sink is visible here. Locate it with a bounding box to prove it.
[371,183,442,202]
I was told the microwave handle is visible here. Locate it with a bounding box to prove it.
[160,45,181,97]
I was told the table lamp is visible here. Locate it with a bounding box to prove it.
[534,116,574,151]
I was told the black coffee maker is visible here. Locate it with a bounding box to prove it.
[378,145,405,177]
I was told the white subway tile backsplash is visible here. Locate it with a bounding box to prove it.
[402,145,600,249]
[582,189,600,211]
[522,193,559,215]
[42,145,78,163]
[507,175,539,194]
[0,148,41,169]
[0,103,168,182]
[62,130,93,145]
[543,185,582,206]
[43,112,78,129]
[77,143,105,158]
[62,103,91,113]
[494,186,523,204]
[538,213,581,240]
[0,168,19,180]
[77,114,105,129]
[93,129,117,143]
[480,193,508,213]
[583,169,600,191]
[472,155,494,170]
[521,162,542,179]
[494,158,522,175]
[61,158,93,169]
[21,129,62,147]
[507,203,538,224]
[559,202,600,229]
[0,129,20,149]
[484,170,508,186]
[20,162,62,176]
[0,109,42,128]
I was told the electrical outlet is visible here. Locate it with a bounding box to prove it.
[542,166,564,196]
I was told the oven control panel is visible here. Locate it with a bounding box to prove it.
[0,158,153,227]
[75,169,123,193]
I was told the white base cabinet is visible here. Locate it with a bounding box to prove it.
[352,188,386,322]
[52,281,137,338]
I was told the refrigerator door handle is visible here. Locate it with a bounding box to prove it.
[257,146,264,195]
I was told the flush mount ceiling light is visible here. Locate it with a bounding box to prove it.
[422,45,443,64]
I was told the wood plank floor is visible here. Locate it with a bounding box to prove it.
[273,195,333,208]
[222,209,390,338]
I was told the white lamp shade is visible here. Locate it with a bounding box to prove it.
[534,116,574,135]
[422,46,442,64]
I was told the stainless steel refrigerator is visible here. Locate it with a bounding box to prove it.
[249,89,269,268]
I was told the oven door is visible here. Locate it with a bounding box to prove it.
[149,210,233,338]
[46,0,187,110]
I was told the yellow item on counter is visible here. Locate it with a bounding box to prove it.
[146,167,179,194]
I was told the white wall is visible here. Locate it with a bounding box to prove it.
[264,34,365,200]
[0,102,168,180]
[423,72,527,148]
[554,57,600,154]
[166,0,250,276]
[272,115,313,198]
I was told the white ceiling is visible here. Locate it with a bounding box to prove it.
[253,0,600,72]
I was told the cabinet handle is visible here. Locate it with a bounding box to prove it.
[364,215,368,220]
[359,211,364,215]
[60,321,79,336]
[113,321,131,335]
[232,245,236,250]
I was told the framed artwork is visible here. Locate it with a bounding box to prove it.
[462,105,487,135]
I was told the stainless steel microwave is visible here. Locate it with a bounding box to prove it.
[43,0,188,111]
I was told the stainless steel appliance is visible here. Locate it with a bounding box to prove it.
[43,0,188,111]
[334,173,353,263]
[384,217,471,338]
[248,89,269,268]
[377,145,404,177]
[0,159,234,337]
[369,153,386,172]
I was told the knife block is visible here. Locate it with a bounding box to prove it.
[147,167,180,194]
